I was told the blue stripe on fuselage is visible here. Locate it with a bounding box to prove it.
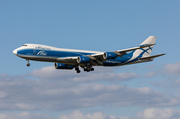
[17,49,95,58]
[17,48,148,66]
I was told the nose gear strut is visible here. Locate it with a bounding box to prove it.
[26,60,30,67]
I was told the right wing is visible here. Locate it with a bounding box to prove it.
[56,44,156,66]
[90,43,155,58]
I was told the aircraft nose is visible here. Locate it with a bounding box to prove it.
[13,49,17,55]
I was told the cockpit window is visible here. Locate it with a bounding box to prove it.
[23,45,27,46]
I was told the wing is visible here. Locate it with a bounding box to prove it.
[114,43,155,56]
[89,43,154,58]
[56,44,155,66]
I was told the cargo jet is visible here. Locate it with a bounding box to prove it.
[13,36,165,73]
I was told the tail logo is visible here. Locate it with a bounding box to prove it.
[140,46,153,55]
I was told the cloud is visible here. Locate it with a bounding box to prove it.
[58,110,129,119]
[136,108,180,119]
[142,61,180,78]
[29,66,138,82]
[1,64,180,118]
[149,61,180,88]
[15,103,36,110]
[1,108,180,119]
[0,111,130,119]
[164,61,180,76]
[1,66,180,112]
[0,111,52,119]
[58,108,180,119]
[0,72,179,111]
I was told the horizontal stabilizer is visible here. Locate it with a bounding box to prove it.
[138,53,166,60]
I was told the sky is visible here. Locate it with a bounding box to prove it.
[0,0,180,119]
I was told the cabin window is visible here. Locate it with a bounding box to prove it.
[23,45,27,46]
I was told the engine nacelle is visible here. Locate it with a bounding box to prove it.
[54,63,74,70]
[77,56,91,63]
[103,52,117,59]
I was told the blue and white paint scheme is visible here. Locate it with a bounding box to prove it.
[13,36,165,73]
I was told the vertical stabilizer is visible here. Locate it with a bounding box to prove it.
[140,36,156,46]
[133,36,157,58]
[140,36,156,57]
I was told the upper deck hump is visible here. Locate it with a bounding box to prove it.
[23,44,103,54]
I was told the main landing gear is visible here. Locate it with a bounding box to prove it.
[75,66,81,73]
[84,66,94,72]
[26,60,30,67]
[75,65,94,73]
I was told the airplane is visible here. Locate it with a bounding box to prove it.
[13,36,165,73]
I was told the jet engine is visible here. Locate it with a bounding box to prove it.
[77,56,91,63]
[54,63,74,69]
[103,52,117,59]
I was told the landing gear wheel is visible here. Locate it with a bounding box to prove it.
[91,67,94,71]
[26,60,30,67]
[77,70,81,73]
[86,67,91,71]
[75,66,81,73]
[27,63,30,67]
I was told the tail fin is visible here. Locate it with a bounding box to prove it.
[133,36,157,58]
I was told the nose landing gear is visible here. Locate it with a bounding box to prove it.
[26,60,30,67]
